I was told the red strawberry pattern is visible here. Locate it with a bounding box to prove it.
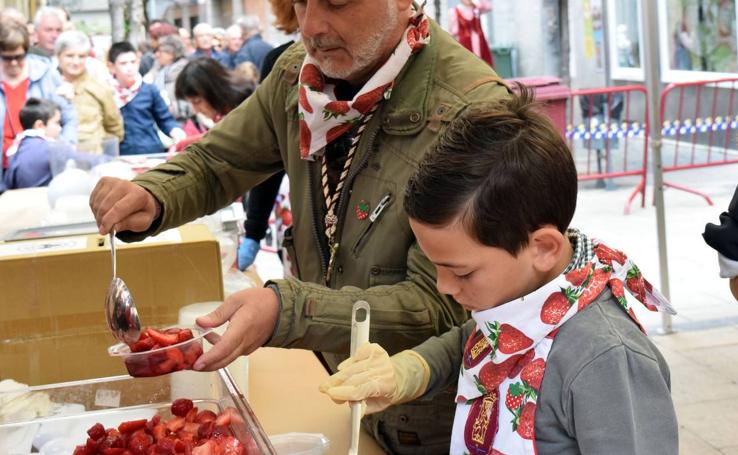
[296,8,429,160]
[452,235,673,455]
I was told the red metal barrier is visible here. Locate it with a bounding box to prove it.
[566,85,650,214]
[659,77,738,206]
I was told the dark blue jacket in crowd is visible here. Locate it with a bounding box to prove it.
[119,83,180,155]
[232,34,273,72]
[3,136,108,189]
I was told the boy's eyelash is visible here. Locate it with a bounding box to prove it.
[457,271,473,280]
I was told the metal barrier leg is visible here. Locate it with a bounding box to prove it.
[623,177,646,215]
[662,181,714,205]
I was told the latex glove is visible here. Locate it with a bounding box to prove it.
[319,343,430,415]
[237,237,260,271]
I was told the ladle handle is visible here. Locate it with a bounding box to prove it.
[110,231,116,278]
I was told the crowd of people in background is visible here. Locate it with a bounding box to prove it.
[0,4,289,192]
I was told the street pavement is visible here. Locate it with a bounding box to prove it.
[252,162,738,454]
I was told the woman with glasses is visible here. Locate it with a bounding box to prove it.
[55,30,123,155]
[144,34,191,123]
[0,19,77,182]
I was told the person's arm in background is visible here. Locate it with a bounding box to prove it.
[703,185,738,301]
[150,86,185,142]
[238,170,285,271]
[476,0,492,13]
[55,94,78,145]
[100,90,124,142]
[447,7,459,38]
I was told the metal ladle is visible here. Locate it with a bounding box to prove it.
[105,231,141,344]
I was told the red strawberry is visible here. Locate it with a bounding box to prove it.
[516,402,536,439]
[577,267,611,309]
[146,328,179,346]
[171,398,194,417]
[128,336,155,353]
[478,354,524,390]
[594,243,627,266]
[505,383,525,411]
[508,349,534,378]
[565,263,593,287]
[118,419,147,434]
[520,358,546,391]
[300,63,324,91]
[323,101,351,119]
[165,416,185,433]
[352,84,390,114]
[540,290,573,325]
[176,329,193,343]
[298,85,313,113]
[299,119,311,158]
[326,122,352,143]
[625,265,647,302]
[496,323,533,354]
[195,410,217,424]
[87,422,106,440]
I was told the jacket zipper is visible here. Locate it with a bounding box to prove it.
[307,161,329,280]
[352,193,393,256]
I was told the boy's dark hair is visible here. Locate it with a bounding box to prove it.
[108,41,136,64]
[19,98,59,130]
[404,85,578,255]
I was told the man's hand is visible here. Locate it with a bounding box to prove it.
[89,177,161,235]
[193,287,280,371]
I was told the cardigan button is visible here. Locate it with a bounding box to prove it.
[409,112,421,123]
[370,266,380,276]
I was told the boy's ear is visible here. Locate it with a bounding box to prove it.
[529,227,567,273]
[32,119,46,130]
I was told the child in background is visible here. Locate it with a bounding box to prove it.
[320,88,678,455]
[4,97,107,189]
[107,41,185,155]
[703,186,738,300]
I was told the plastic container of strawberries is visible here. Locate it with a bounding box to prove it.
[108,326,213,377]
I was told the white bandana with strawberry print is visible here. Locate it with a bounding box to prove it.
[296,6,430,160]
[450,230,676,455]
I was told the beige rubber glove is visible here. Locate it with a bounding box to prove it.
[318,343,431,415]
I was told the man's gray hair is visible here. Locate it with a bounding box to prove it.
[157,34,186,60]
[236,15,261,37]
[192,22,213,36]
[34,6,67,27]
[54,30,90,56]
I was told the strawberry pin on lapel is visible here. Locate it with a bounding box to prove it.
[355,200,370,220]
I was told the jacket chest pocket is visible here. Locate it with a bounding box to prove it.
[351,192,393,257]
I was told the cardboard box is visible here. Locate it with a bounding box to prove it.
[0,224,224,385]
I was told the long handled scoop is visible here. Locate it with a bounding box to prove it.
[104,231,141,344]
[348,300,370,455]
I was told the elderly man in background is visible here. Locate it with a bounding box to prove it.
[232,15,273,72]
[89,0,507,452]
[28,7,66,58]
[54,30,123,154]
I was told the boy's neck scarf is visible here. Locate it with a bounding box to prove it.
[451,229,676,455]
[111,74,143,108]
[297,5,430,160]
[6,129,49,158]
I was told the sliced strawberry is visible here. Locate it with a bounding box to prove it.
[119,419,148,434]
[102,448,126,455]
[146,328,180,346]
[183,343,203,367]
[176,329,194,343]
[87,422,106,440]
[165,416,185,433]
[192,440,217,455]
[195,410,217,424]
[152,423,167,441]
[129,337,156,353]
[218,436,246,455]
[155,437,176,454]
[197,421,215,440]
[128,432,154,454]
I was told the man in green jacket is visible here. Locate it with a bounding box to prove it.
[90,1,507,452]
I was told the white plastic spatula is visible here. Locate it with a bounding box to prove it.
[348,300,370,455]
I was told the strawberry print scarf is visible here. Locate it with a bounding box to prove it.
[111,73,143,108]
[450,229,676,455]
[297,6,430,160]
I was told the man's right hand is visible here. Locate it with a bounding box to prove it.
[89,177,161,235]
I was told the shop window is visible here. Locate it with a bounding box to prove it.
[659,0,738,81]
[607,0,645,80]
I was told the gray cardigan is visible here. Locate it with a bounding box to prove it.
[415,288,679,455]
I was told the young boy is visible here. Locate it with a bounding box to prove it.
[107,41,185,156]
[3,97,106,189]
[320,88,679,455]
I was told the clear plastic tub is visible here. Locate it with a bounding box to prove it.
[269,432,330,455]
[0,370,276,454]
[107,326,213,377]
